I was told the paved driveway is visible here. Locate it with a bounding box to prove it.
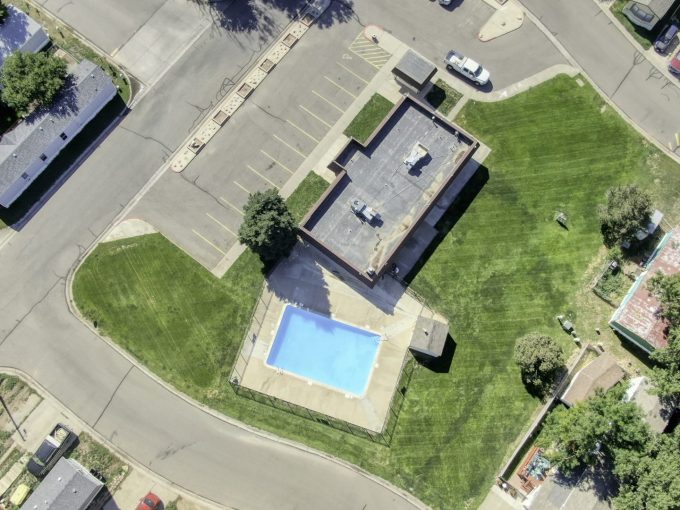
[356,0,566,90]
[521,0,680,151]
[39,0,295,87]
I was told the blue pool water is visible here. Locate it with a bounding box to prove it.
[266,305,381,396]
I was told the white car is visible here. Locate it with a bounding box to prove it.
[444,50,490,86]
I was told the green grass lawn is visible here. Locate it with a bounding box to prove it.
[344,93,394,143]
[285,172,329,222]
[425,79,463,116]
[72,75,680,509]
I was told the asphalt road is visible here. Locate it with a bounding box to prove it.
[521,0,680,151]
[0,1,597,508]
[0,2,420,509]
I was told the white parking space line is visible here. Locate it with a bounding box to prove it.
[220,196,244,215]
[206,213,237,236]
[312,90,345,113]
[299,105,333,129]
[286,119,321,143]
[336,61,370,84]
[234,181,251,194]
[192,229,227,256]
[260,150,295,174]
[273,134,309,158]
[246,164,280,188]
[324,75,357,98]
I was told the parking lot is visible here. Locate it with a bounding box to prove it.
[130,17,389,271]
[127,0,565,273]
[39,0,301,87]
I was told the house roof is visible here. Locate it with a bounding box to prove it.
[634,0,675,16]
[21,457,103,510]
[560,352,625,407]
[0,5,50,67]
[0,59,115,198]
[623,376,669,433]
[610,229,680,352]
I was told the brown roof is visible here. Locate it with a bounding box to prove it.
[610,229,680,352]
[561,352,625,407]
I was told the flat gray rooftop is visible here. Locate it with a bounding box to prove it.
[305,99,474,275]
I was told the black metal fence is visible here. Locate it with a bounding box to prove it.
[230,352,418,446]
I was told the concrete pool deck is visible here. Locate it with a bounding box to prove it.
[234,243,440,432]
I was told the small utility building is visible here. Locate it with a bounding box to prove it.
[610,229,680,353]
[560,352,625,407]
[0,59,116,208]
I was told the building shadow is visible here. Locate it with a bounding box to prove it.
[404,164,489,284]
[0,96,128,230]
[412,334,456,373]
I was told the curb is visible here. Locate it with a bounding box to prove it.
[21,0,137,107]
[517,0,680,165]
[0,367,228,510]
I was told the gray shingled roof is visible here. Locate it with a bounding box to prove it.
[0,59,114,197]
[0,5,50,67]
[21,457,103,510]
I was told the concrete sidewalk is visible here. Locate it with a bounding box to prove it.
[1,371,223,510]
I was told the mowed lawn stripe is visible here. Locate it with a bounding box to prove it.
[72,77,680,509]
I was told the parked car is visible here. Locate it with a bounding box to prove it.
[444,50,490,86]
[136,492,162,510]
[669,49,680,76]
[654,24,678,54]
[26,423,77,477]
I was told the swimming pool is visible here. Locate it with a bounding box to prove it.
[266,305,381,396]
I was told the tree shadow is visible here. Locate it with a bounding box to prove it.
[404,164,489,284]
[189,0,354,37]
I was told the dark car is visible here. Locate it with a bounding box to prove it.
[26,423,78,477]
[136,492,162,510]
[654,24,678,54]
[670,49,680,76]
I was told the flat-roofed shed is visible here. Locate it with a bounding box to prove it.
[392,50,437,91]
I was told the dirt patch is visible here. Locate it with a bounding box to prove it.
[67,433,129,491]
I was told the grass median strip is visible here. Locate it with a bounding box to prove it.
[72,75,680,508]
[343,93,394,143]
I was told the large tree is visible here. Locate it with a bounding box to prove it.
[0,2,8,23]
[598,185,652,247]
[513,333,565,395]
[238,189,297,264]
[649,273,680,329]
[613,429,680,510]
[0,52,68,114]
[539,387,649,474]
[648,273,680,405]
